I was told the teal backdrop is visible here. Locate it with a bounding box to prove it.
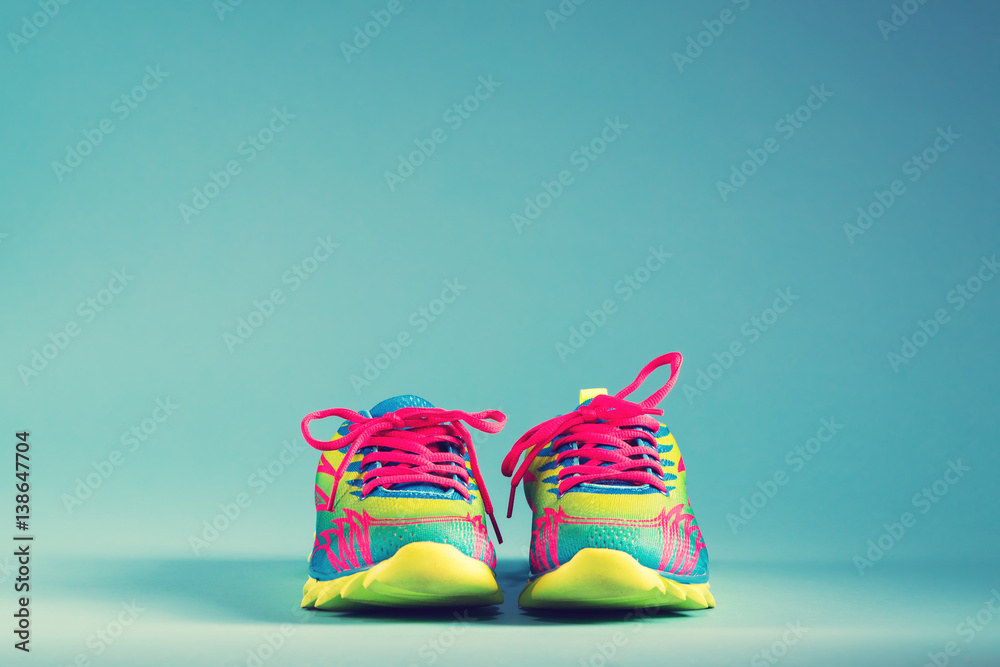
[2,1,998,665]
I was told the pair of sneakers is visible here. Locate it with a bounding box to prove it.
[298,352,715,611]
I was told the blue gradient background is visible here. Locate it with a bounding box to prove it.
[2,1,999,665]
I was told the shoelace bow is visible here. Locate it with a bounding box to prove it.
[301,406,506,543]
[500,352,683,518]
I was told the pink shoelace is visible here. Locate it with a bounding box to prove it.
[301,406,506,543]
[500,353,683,518]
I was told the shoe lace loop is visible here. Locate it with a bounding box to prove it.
[500,352,682,518]
[301,407,506,543]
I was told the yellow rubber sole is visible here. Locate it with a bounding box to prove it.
[301,541,503,609]
[518,548,716,610]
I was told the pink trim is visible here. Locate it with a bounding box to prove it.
[317,454,338,477]
[529,505,705,576]
[312,509,494,571]
[314,484,330,510]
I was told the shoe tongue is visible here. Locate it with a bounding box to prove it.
[566,388,654,488]
[579,388,608,405]
[365,395,460,495]
[369,394,434,416]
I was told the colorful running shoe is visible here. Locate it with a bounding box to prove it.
[501,353,715,609]
[299,395,506,609]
